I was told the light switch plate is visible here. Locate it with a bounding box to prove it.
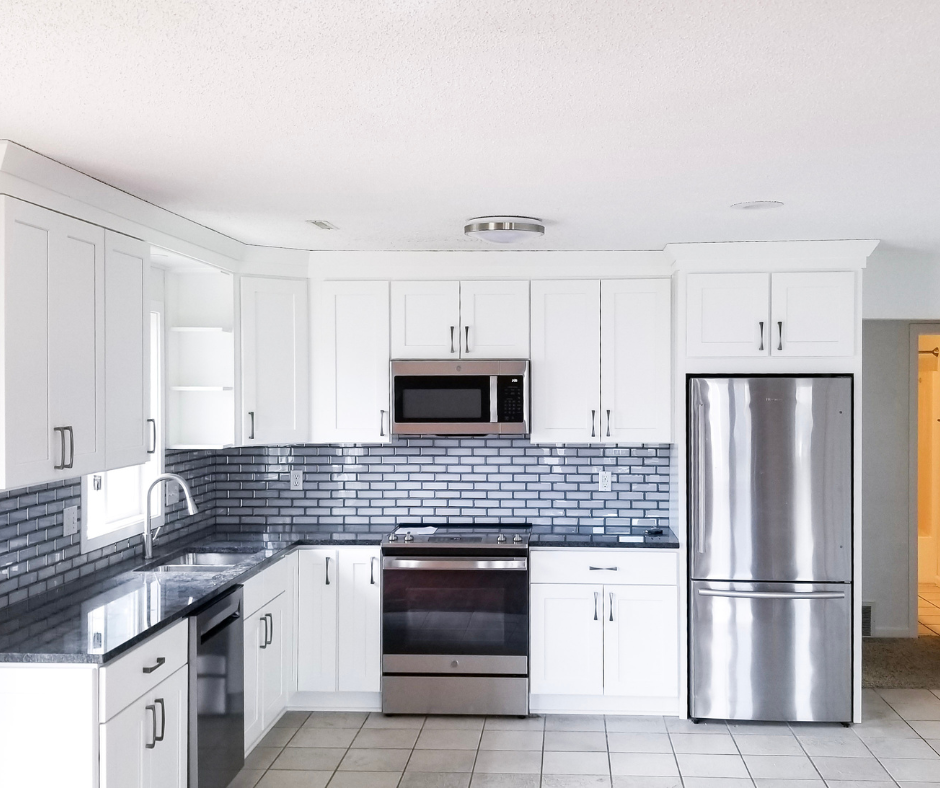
[63,505,79,536]
[165,485,180,506]
[598,471,612,492]
[290,469,304,491]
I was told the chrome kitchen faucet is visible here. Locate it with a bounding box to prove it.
[143,473,198,560]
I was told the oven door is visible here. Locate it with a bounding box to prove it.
[382,555,528,675]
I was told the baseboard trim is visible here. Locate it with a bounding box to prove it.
[530,694,679,715]
[289,690,382,712]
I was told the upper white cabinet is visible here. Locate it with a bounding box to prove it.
[240,277,309,445]
[391,280,529,359]
[312,281,390,444]
[601,279,671,443]
[104,231,150,470]
[391,281,460,358]
[459,280,530,358]
[530,280,601,443]
[686,271,855,358]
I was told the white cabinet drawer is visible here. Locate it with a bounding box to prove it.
[530,549,677,586]
[244,555,292,617]
[99,619,188,723]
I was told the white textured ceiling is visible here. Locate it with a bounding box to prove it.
[1,0,939,254]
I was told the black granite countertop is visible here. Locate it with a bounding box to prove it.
[0,526,674,665]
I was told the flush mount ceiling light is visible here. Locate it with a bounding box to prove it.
[464,215,545,244]
[307,219,338,230]
[730,201,784,210]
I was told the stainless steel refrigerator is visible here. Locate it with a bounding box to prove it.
[689,375,853,723]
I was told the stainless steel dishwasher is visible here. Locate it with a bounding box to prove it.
[189,586,244,788]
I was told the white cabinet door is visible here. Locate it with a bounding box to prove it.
[771,272,856,357]
[49,213,106,476]
[101,692,146,788]
[240,277,309,444]
[297,549,339,692]
[313,281,390,443]
[601,279,672,443]
[243,608,264,751]
[530,281,601,443]
[261,592,289,727]
[391,281,460,359]
[604,585,679,699]
[148,665,188,788]
[686,273,770,357]
[459,280,530,358]
[530,583,604,695]
[337,548,382,692]
[105,231,150,469]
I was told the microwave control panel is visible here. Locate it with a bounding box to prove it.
[497,376,526,422]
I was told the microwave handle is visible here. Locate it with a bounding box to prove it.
[490,377,498,423]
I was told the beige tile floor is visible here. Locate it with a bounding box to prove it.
[228,689,940,788]
[918,582,940,636]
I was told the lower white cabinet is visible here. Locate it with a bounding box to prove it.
[101,665,188,788]
[297,546,381,695]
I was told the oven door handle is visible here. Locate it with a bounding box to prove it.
[382,557,527,571]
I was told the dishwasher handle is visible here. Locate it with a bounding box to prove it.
[195,586,243,641]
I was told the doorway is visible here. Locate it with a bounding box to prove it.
[917,334,940,635]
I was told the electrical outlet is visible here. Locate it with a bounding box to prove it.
[290,469,304,491]
[63,505,79,536]
[598,470,612,492]
[165,485,180,506]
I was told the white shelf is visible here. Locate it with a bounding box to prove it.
[169,326,233,333]
[170,386,233,391]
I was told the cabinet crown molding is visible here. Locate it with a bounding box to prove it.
[666,240,878,272]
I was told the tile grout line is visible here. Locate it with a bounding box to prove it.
[664,721,685,788]
[727,724,756,788]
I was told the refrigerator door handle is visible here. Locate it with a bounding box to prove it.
[692,400,706,553]
[697,589,846,600]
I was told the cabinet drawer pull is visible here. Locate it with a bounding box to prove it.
[145,704,157,749]
[260,615,269,649]
[758,321,764,351]
[777,321,783,351]
[593,591,599,621]
[147,419,157,454]
[588,566,618,571]
[609,592,614,621]
[142,657,165,674]
[154,698,166,742]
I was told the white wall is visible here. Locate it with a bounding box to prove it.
[864,248,940,320]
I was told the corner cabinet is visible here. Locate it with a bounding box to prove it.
[686,271,855,358]
[240,277,309,444]
[312,281,391,443]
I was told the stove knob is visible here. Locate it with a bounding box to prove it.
[404,534,414,542]
[388,534,398,541]
[497,534,506,543]
[513,534,523,543]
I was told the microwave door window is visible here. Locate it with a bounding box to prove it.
[395,376,490,422]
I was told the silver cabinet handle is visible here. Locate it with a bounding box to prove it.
[145,704,157,749]
[589,566,618,571]
[142,657,165,674]
[370,555,377,585]
[260,614,268,649]
[380,409,387,437]
[248,411,255,440]
[777,321,783,351]
[325,555,331,585]
[465,325,471,353]
[154,698,166,743]
[65,426,74,469]
[147,419,157,454]
[606,409,611,438]
[609,592,614,621]
[54,427,66,470]
[698,589,846,600]
[591,410,596,438]
[594,591,599,621]
[265,613,274,646]
[758,321,764,351]
[449,326,456,354]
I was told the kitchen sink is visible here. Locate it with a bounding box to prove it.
[138,551,254,573]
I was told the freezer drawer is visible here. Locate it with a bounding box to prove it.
[690,376,852,582]
[691,580,852,722]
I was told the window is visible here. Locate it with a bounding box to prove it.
[81,308,164,553]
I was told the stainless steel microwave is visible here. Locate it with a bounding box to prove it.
[391,360,529,435]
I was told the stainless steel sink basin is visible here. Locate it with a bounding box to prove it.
[138,551,253,573]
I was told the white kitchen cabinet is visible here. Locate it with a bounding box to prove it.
[603,585,679,698]
[296,549,339,691]
[686,272,770,357]
[337,549,382,692]
[100,665,188,788]
[312,281,390,443]
[459,280,529,358]
[391,281,460,358]
[243,606,263,748]
[771,271,855,357]
[296,547,381,695]
[530,280,601,443]
[104,231,150,469]
[240,277,309,444]
[530,583,605,696]
[601,279,671,443]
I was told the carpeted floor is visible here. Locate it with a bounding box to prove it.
[863,635,940,687]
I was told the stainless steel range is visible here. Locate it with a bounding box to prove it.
[381,523,531,716]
